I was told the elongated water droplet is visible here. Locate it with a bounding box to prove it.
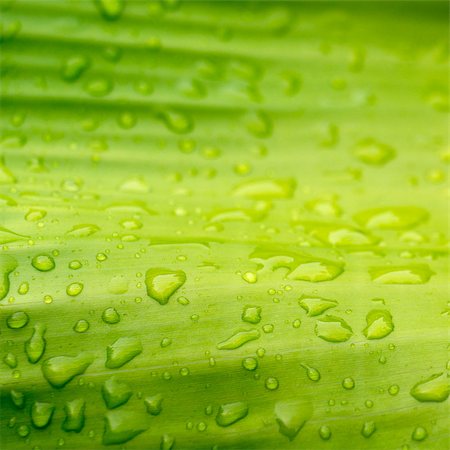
[7,311,29,329]
[354,206,428,229]
[106,337,142,369]
[215,402,248,427]
[42,353,94,388]
[363,310,394,339]
[161,109,193,134]
[298,296,338,317]
[353,138,396,165]
[84,77,113,97]
[274,400,312,441]
[1,254,18,300]
[31,401,55,428]
[369,265,434,284]
[145,268,186,305]
[410,373,449,402]
[25,323,46,363]
[62,398,86,432]
[103,409,148,445]
[315,316,353,343]
[67,224,100,237]
[217,329,260,350]
[232,178,296,200]
[102,377,132,409]
[144,394,163,415]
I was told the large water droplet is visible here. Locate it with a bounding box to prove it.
[105,337,142,369]
[145,268,186,305]
[31,401,55,428]
[274,400,312,441]
[7,311,29,329]
[215,402,248,427]
[217,329,260,350]
[369,265,434,284]
[42,353,94,388]
[315,316,353,343]
[353,138,396,165]
[62,398,86,432]
[242,305,262,324]
[411,426,428,441]
[102,377,132,409]
[103,410,148,445]
[298,296,338,317]
[410,372,449,402]
[232,178,296,200]
[31,254,55,272]
[0,254,18,300]
[363,310,394,339]
[354,206,428,229]
[102,307,120,324]
[144,393,163,415]
[361,421,376,438]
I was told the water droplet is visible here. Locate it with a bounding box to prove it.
[62,398,85,432]
[217,329,260,350]
[4,352,17,368]
[265,376,279,390]
[61,55,90,82]
[315,316,353,343]
[410,372,449,402]
[161,434,175,450]
[342,377,355,390]
[69,260,82,270]
[102,377,132,409]
[17,424,30,437]
[25,323,46,363]
[31,254,55,272]
[388,384,400,396]
[66,282,84,297]
[117,111,137,129]
[412,426,428,441]
[102,410,148,445]
[245,111,272,138]
[319,425,331,440]
[215,402,248,427]
[233,178,296,200]
[6,311,29,329]
[42,352,94,388]
[361,421,376,438]
[31,401,55,428]
[288,260,343,282]
[74,319,89,333]
[96,0,124,20]
[105,337,142,369]
[145,268,186,305]
[0,254,18,300]
[10,389,24,409]
[84,77,113,97]
[354,206,428,230]
[363,309,394,339]
[161,109,193,134]
[160,337,172,348]
[242,357,258,371]
[301,364,321,381]
[144,394,163,415]
[369,265,434,284]
[353,138,396,165]
[274,400,312,441]
[67,224,100,237]
[102,307,120,324]
[298,296,338,317]
[242,305,261,324]
[25,208,46,222]
[242,271,257,283]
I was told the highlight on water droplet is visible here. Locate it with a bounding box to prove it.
[352,138,396,166]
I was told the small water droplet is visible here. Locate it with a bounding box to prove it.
[144,393,163,415]
[105,337,142,369]
[315,315,353,343]
[31,254,55,272]
[242,305,261,324]
[25,323,46,363]
[412,426,428,441]
[319,425,331,440]
[215,402,248,427]
[265,376,279,390]
[6,311,29,329]
[102,307,120,324]
[361,421,376,438]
